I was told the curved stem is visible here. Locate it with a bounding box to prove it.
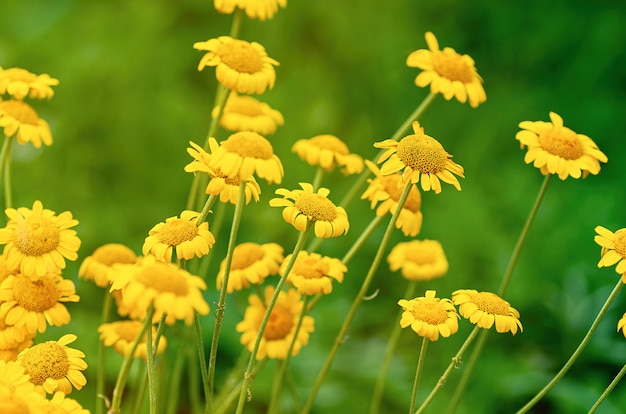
[96,292,113,414]
[588,361,626,414]
[409,337,430,413]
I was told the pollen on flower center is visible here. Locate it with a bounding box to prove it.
[0,100,40,125]
[135,265,189,296]
[396,135,448,174]
[158,219,199,246]
[15,216,60,256]
[471,292,509,315]
[13,275,59,311]
[538,128,584,160]
[231,244,266,270]
[413,302,448,325]
[217,40,264,74]
[380,175,421,212]
[614,230,626,257]
[21,342,69,384]
[264,305,293,340]
[221,131,274,160]
[293,258,329,279]
[432,53,473,83]
[309,135,350,155]
[294,193,338,222]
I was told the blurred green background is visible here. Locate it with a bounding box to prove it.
[2,0,626,413]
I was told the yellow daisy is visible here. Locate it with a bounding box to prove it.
[281,251,346,295]
[194,36,279,94]
[0,67,59,100]
[407,31,486,108]
[0,253,19,285]
[17,334,87,395]
[594,226,626,280]
[0,200,81,278]
[292,134,364,175]
[452,289,522,335]
[397,290,459,341]
[78,243,137,288]
[142,210,216,263]
[0,99,53,148]
[516,112,608,180]
[98,320,167,360]
[270,183,349,238]
[39,391,90,414]
[0,311,35,351]
[0,360,45,411]
[214,92,284,135]
[216,242,283,293]
[0,391,45,414]
[361,160,423,237]
[0,273,79,335]
[388,239,448,281]
[214,0,287,21]
[236,286,314,360]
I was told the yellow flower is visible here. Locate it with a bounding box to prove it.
[214,92,284,135]
[185,141,262,204]
[236,286,314,360]
[142,210,216,263]
[0,254,19,285]
[17,334,87,395]
[270,182,349,238]
[0,360,45,411]
[595,226,626,280]
[374,121,464,193]
[214,0,287,21]
[516,112,608,180]
[397,290,459,341]
[388,239,448,281]
[361,160,423,237]
[0,67,59,100]
[0,311,35,351]
[292,134,363,175]
[452,289,522,335]
[98,320,167,360]
[39,391,90,414]
[406,32,486,108]
[0,200,81,278]
[0,99,52,148]
[78,243,137,288]
[216,242,283,293]
[194,36,279,94]
[282,251,346,295]
[0,273,79,335]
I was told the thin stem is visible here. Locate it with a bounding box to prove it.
[311,167,325,191]
[196,194,217,226]
[516,279,624,414]
[146,306,157,414]
[0,135,14,209]
[96,293,113,414]
[409,338,430,413]
[588,361,626,414]
[214,359,267,414]
[165,343,186,414]
[229,8,244,38]
[194,313,210,412]
[341,214,386,265]
[131,367,148,414]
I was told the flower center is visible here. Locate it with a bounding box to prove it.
[614,229,626,258]
[92,244,137,266]
[21,342,69,384]
[380,175,421,212]
[158,219,199,246]
[221,131,274,160]
[471,292,510,315]
[13,275,60,312]
[412,301,448,325]
[405,248,436,265]
[15,216,60,257]
[294,193,338,222]
[538,128,585,160]
[396,135,448,174]
[432,51,474,83]
[264,305,293,340]
[292,257,329,279]
[217,39,264,74]
[309,135,350,155]
[135,264,189,296]
[231,243,266,270]
[0,100,39,126]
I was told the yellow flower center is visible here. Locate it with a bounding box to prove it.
[0,100,40,126]
[92,244,137,266]
[264,305,293,340]
[217,39,264,74]
[294,193,338,222]
[614,229,626,258]
[221,131,274,160]
[405,247,436,265]
[231,243,266,270]
[13,275,60,312]
[538,127,584,160]
[412,301,448,325]
[15,216,60,257]
[292,257,329,279]
[21,342,69,384]
[470,292,510,316]
[380,175,421,212]
[0,395,30,414]
[432,51,474,83]
[158,219,199,246]
[135,264,189,296]
[396,135,448,174]
[309,135,350,155]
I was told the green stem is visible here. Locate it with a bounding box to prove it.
[409,337,430,413]
[165,342,187,414]
[146,306,157,414]
[214,359,267,414]
[196,194,217,226]
[588,361,626,414]
[515,279,624,414]
[194,313,210,412]
[229,8,244,39]
[96,293,113,414]
[341,214,386,265]
[131,367,148,414]
[0,135,14,209]
[311,167,325,191]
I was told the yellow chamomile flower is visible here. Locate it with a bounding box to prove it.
[397,290,459,341]
[214,0,287,21]
[375,121,464,193]
[236,286,314,360]
[292,134,364,175]
[0,200,81,278]
[99,320,167,360]
[78,243,137,288]
[0,273,79,335]
[0,311,35,353]
[595,226,626,280]
[0,99,53,148]
[388,239,448,281]
[39,391,90,414]
[194,36,279,94]
[361,160,423,237]
[216,242,283,293]
[214,92,284,135]
[0,67,59,100]
[17,334,87,395]
[270,183,349,238]
[185,141,262,204]
[142,210,215,263]
[407,32,486,108]
[0,360,45,412]
[282,251,346,295]
[516,112,607,180]
[452,289,522,335]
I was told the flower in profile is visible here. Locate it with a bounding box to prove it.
[397,290,459,341]
[216,242,283,293]
[594,226,626,280]
[0,200,81,278]
[236,286,314,360]
[214,0,287,21]
[406,32,486,108]
[78,243,137,288]
[0,99,53,148]
[388,239,448,281]
[361,160,423,237]
[0,273,79,335]
[17,334,87,395]
[214,92,284,135]
[0,360,44,411]
[270,183,349,238]
[374,121,464,193]
[516,112,608,180]
[282,251,346,295]
[452,289,522,335]
[0,67,59,100]
[142,210,215,263]
[194,36,279,94]
[98,320,167,360]
[39,392,90,414]
[292,134,364,175]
